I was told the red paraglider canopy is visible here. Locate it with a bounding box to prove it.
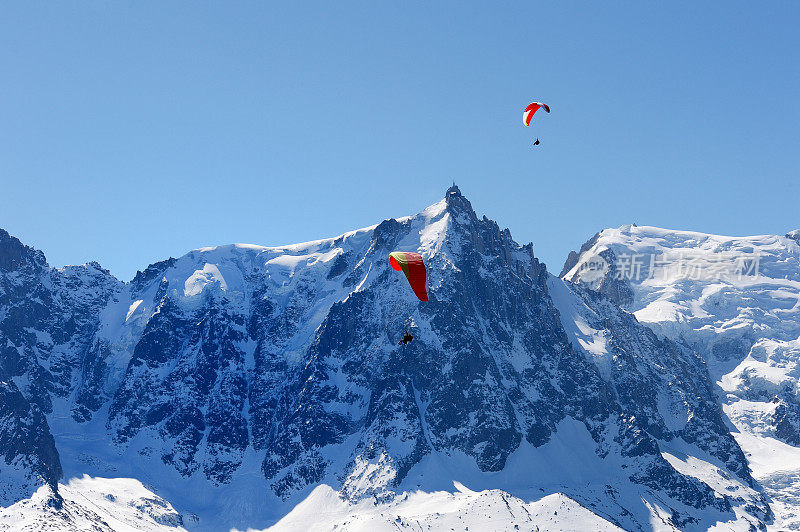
[388,251,428,302]
[523,102,550,126]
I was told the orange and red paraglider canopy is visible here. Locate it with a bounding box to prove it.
[523,102,550,126]
[388,251,428,302]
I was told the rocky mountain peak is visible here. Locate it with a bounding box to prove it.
[0,229,47,273]
[444,183,475,217]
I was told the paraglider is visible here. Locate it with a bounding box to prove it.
[388,251,428,346]
[524,102,550,148]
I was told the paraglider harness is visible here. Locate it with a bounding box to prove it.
[398,331,414,345]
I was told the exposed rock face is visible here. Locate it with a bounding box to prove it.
[0,231,68,506]
[0,229,122,415]
[0,378,62,507]
[0,193,773,529]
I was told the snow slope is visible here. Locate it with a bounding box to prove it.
[261,484,624,532]
[0,476,184,531]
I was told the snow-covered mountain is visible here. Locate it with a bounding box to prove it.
[564,224,800,529]
[0,189,776,530]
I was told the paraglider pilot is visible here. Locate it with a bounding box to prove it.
[398,332,414,345]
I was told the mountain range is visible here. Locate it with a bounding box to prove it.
[1,186,797,531]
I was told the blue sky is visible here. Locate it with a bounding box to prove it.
[1,2,798,280]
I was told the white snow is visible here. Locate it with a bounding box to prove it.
[259,484,624,532]
[126,299,143,322]
[184,263,228,297]
[0,476,185,531]
[547,276,613,378]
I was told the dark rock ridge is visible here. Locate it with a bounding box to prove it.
[0,377,62,507]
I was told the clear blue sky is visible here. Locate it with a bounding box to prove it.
[2,2,798,281]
